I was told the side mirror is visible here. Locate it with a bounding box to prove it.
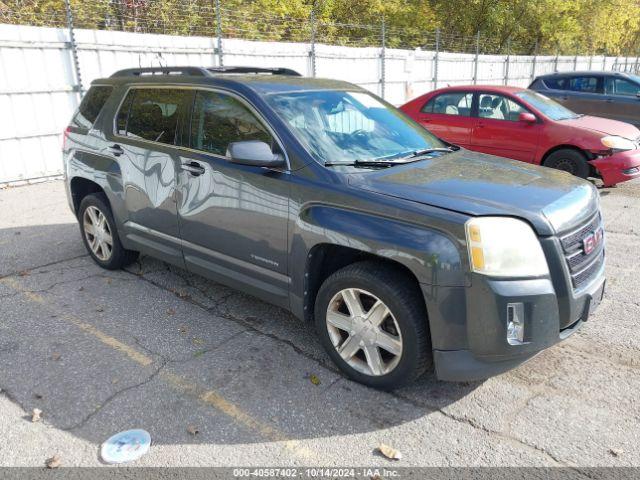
[636,91,640,99]
[519,112,537,124]
[227,140,285,168]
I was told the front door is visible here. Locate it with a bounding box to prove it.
[176,89,290,307]
[601,76,640,127]
[470,93,540,163]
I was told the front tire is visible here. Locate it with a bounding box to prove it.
[544,149,590,179]
[314,261,432,390]
[78,193,138,270]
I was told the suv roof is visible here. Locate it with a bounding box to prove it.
[92,66,365,95]
[536,70,636,79]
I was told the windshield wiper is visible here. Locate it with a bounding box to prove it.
[325,147,458,167]
[402,146,457,159]
[324,159,402,167]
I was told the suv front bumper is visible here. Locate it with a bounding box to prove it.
[425,262,605,382]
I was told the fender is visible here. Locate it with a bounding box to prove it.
[288,202,466,320]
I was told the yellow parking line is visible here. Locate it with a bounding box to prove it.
[1,276,313,459]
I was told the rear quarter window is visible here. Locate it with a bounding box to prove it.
[72,86,113,129]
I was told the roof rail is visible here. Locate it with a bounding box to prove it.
[207,66,302,76]
[110,67,210,78]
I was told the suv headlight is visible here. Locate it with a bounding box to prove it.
[601,135,635,151]
[465,217,549,277]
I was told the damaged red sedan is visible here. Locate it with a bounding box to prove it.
[400,85,640,186]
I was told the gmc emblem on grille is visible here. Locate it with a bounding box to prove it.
[582,227,604,255]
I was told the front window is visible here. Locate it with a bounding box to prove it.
[265,90,446,165]
[515,90,579,121]
[189,91,273,156]
[478,93,529,121]
[604,77,640,97]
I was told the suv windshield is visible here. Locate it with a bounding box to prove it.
[516,90,580,121]
[265,90,446,165]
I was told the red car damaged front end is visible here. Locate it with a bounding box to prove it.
[592,148,640,187]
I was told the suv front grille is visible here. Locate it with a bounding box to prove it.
[559,213,605,289]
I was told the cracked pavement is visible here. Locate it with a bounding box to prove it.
[0,179,639,468]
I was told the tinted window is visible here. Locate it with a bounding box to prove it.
[568,76,600,93]
[72,86,113,128]
[118,89,189,145]
[543,77,567,90]
[478,93,528,121]
[604,77,640,97]
[190,91,272,156]
[423,92,473,116]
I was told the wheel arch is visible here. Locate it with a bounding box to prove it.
[541,145,597,176]
[69,177,106,215]
[302,243,427,324]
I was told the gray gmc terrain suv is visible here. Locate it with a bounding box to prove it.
[63,66,606,389]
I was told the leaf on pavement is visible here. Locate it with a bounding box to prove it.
[377,443,402,460]
[192,338,204,346]
[187,424,199,436]
[167,308,176,316]
[309,374,321,386]
[45,455,61,469]
[31,408,42,422]
[51,352,61,361]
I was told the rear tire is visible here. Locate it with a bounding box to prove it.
[78,193,138,270]
[544,149,590,179]
[314,261,432,390]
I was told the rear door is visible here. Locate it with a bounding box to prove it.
[414,91,475,148]
[558,75,604,115]
[470,92,540,162]
[602,76,640,127]
[106,87,191,265]
[175,89,290,308]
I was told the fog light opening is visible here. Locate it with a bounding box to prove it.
[507,302,525,345]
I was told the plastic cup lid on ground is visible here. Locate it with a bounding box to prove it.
[100,429,151,464]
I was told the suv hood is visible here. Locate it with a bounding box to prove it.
[348,149,599,236]
[562,115,640,139]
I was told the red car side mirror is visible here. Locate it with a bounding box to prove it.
[519,112,537,123]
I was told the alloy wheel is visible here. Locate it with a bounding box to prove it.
[83,206,113,261]
[326,288,403,376]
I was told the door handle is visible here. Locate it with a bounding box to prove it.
[108,144,124,157]
[181,161,205,176]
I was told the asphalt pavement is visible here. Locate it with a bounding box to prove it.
[0,178,639,468]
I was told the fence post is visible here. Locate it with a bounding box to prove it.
[530,40,538,82]
[64,0,82,100]
[554,46,559,72]
[473,31,480,84]
[588,52,593,70]
[433,28,440,90]
[573,45,578,71]
[309,5,317,77]
[503,38,511,85]
[380,19,386,99]
[214,0,224,66]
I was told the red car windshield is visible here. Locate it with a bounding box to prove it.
[515,90,580,121]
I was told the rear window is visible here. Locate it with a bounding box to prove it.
[72,86,113,129]
[116,88,190,146]
[422,92,473,116]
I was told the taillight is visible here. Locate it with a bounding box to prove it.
[62,126,71,151]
